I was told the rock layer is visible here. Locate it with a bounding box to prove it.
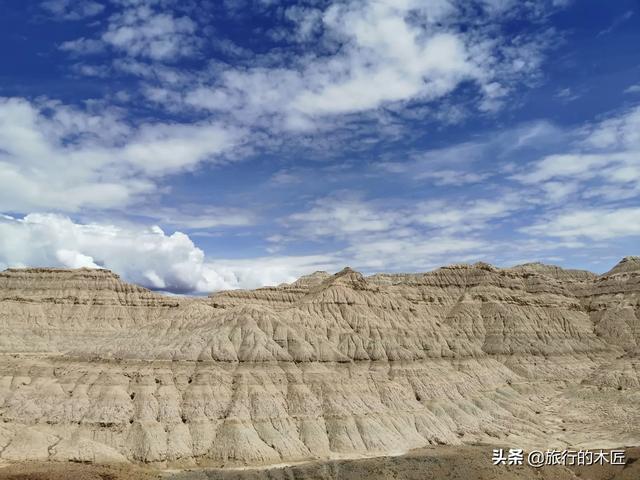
[0,260,639,467]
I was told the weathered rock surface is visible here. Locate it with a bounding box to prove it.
[0,260,638,467]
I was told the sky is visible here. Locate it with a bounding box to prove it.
[0,0,639,293]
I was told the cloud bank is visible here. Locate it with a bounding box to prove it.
[0,214,337,293]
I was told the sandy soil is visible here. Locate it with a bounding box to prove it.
[1,446,638,480]
[0,462,159,480]
[163,446,640,480]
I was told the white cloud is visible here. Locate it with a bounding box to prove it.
[279,195,514,270]
[287,195,518,241]
[288,198,397,238]
[555,87,580,102]
[0,214,207,292]
[283,5,323,42]
[117,122,241,176]
[102,3,199,60]
[46,0,566,155]
[177,0,558,129]
[52,1,201,61]
[291,32,472,116]
[512,106,640,202]
[147,206,256,229]
[11,0,625,281]
[625,84,640,94]
[523,207,640,240]
[583,105,640,149]
[59,37,106,55]
[56,249,100,269]
[412,199,516,233]
[513,152,639,184]
[201,255,340,291]
[378,120,562,183]
[540,181,579,201]
[0,214,337,293]
[344,236,490,270]
[0,97,241,213]
[509,106,640,242]
[597,10,634,37]
[71,63,111,77]
[42,0,104,20]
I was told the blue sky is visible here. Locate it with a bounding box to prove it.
[0,0,639,293]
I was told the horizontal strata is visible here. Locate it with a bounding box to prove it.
[0,258,639,466]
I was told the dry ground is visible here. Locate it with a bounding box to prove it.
[1,446,638,480]
[0,462,158,480]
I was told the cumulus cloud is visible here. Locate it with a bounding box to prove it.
[583,105,640,150]
[174,0,561,129]
[282,5,323,42]
[0,208,490,292]
[200,255,341,291]
[0,214,337,293]
[103,3,199,61]
[0,214,207,292]
[52,0,201,61]
[9,0,633,284]
[0,97,241,214]
[50,0,566,150]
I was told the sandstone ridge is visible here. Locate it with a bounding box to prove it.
[0,259,638,467]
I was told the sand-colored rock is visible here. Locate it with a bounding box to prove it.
[0,260,638,468]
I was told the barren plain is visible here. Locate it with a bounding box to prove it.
[0,257,639,479]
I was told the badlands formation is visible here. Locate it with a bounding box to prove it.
[0,258,639,469]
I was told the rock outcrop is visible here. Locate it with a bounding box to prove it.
[0,260,638,467]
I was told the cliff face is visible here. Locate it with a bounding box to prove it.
[0,268,186,356]
[586,257,640,353]
[0,260,638,467]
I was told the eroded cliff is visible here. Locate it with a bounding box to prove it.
[0,260,638,467]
